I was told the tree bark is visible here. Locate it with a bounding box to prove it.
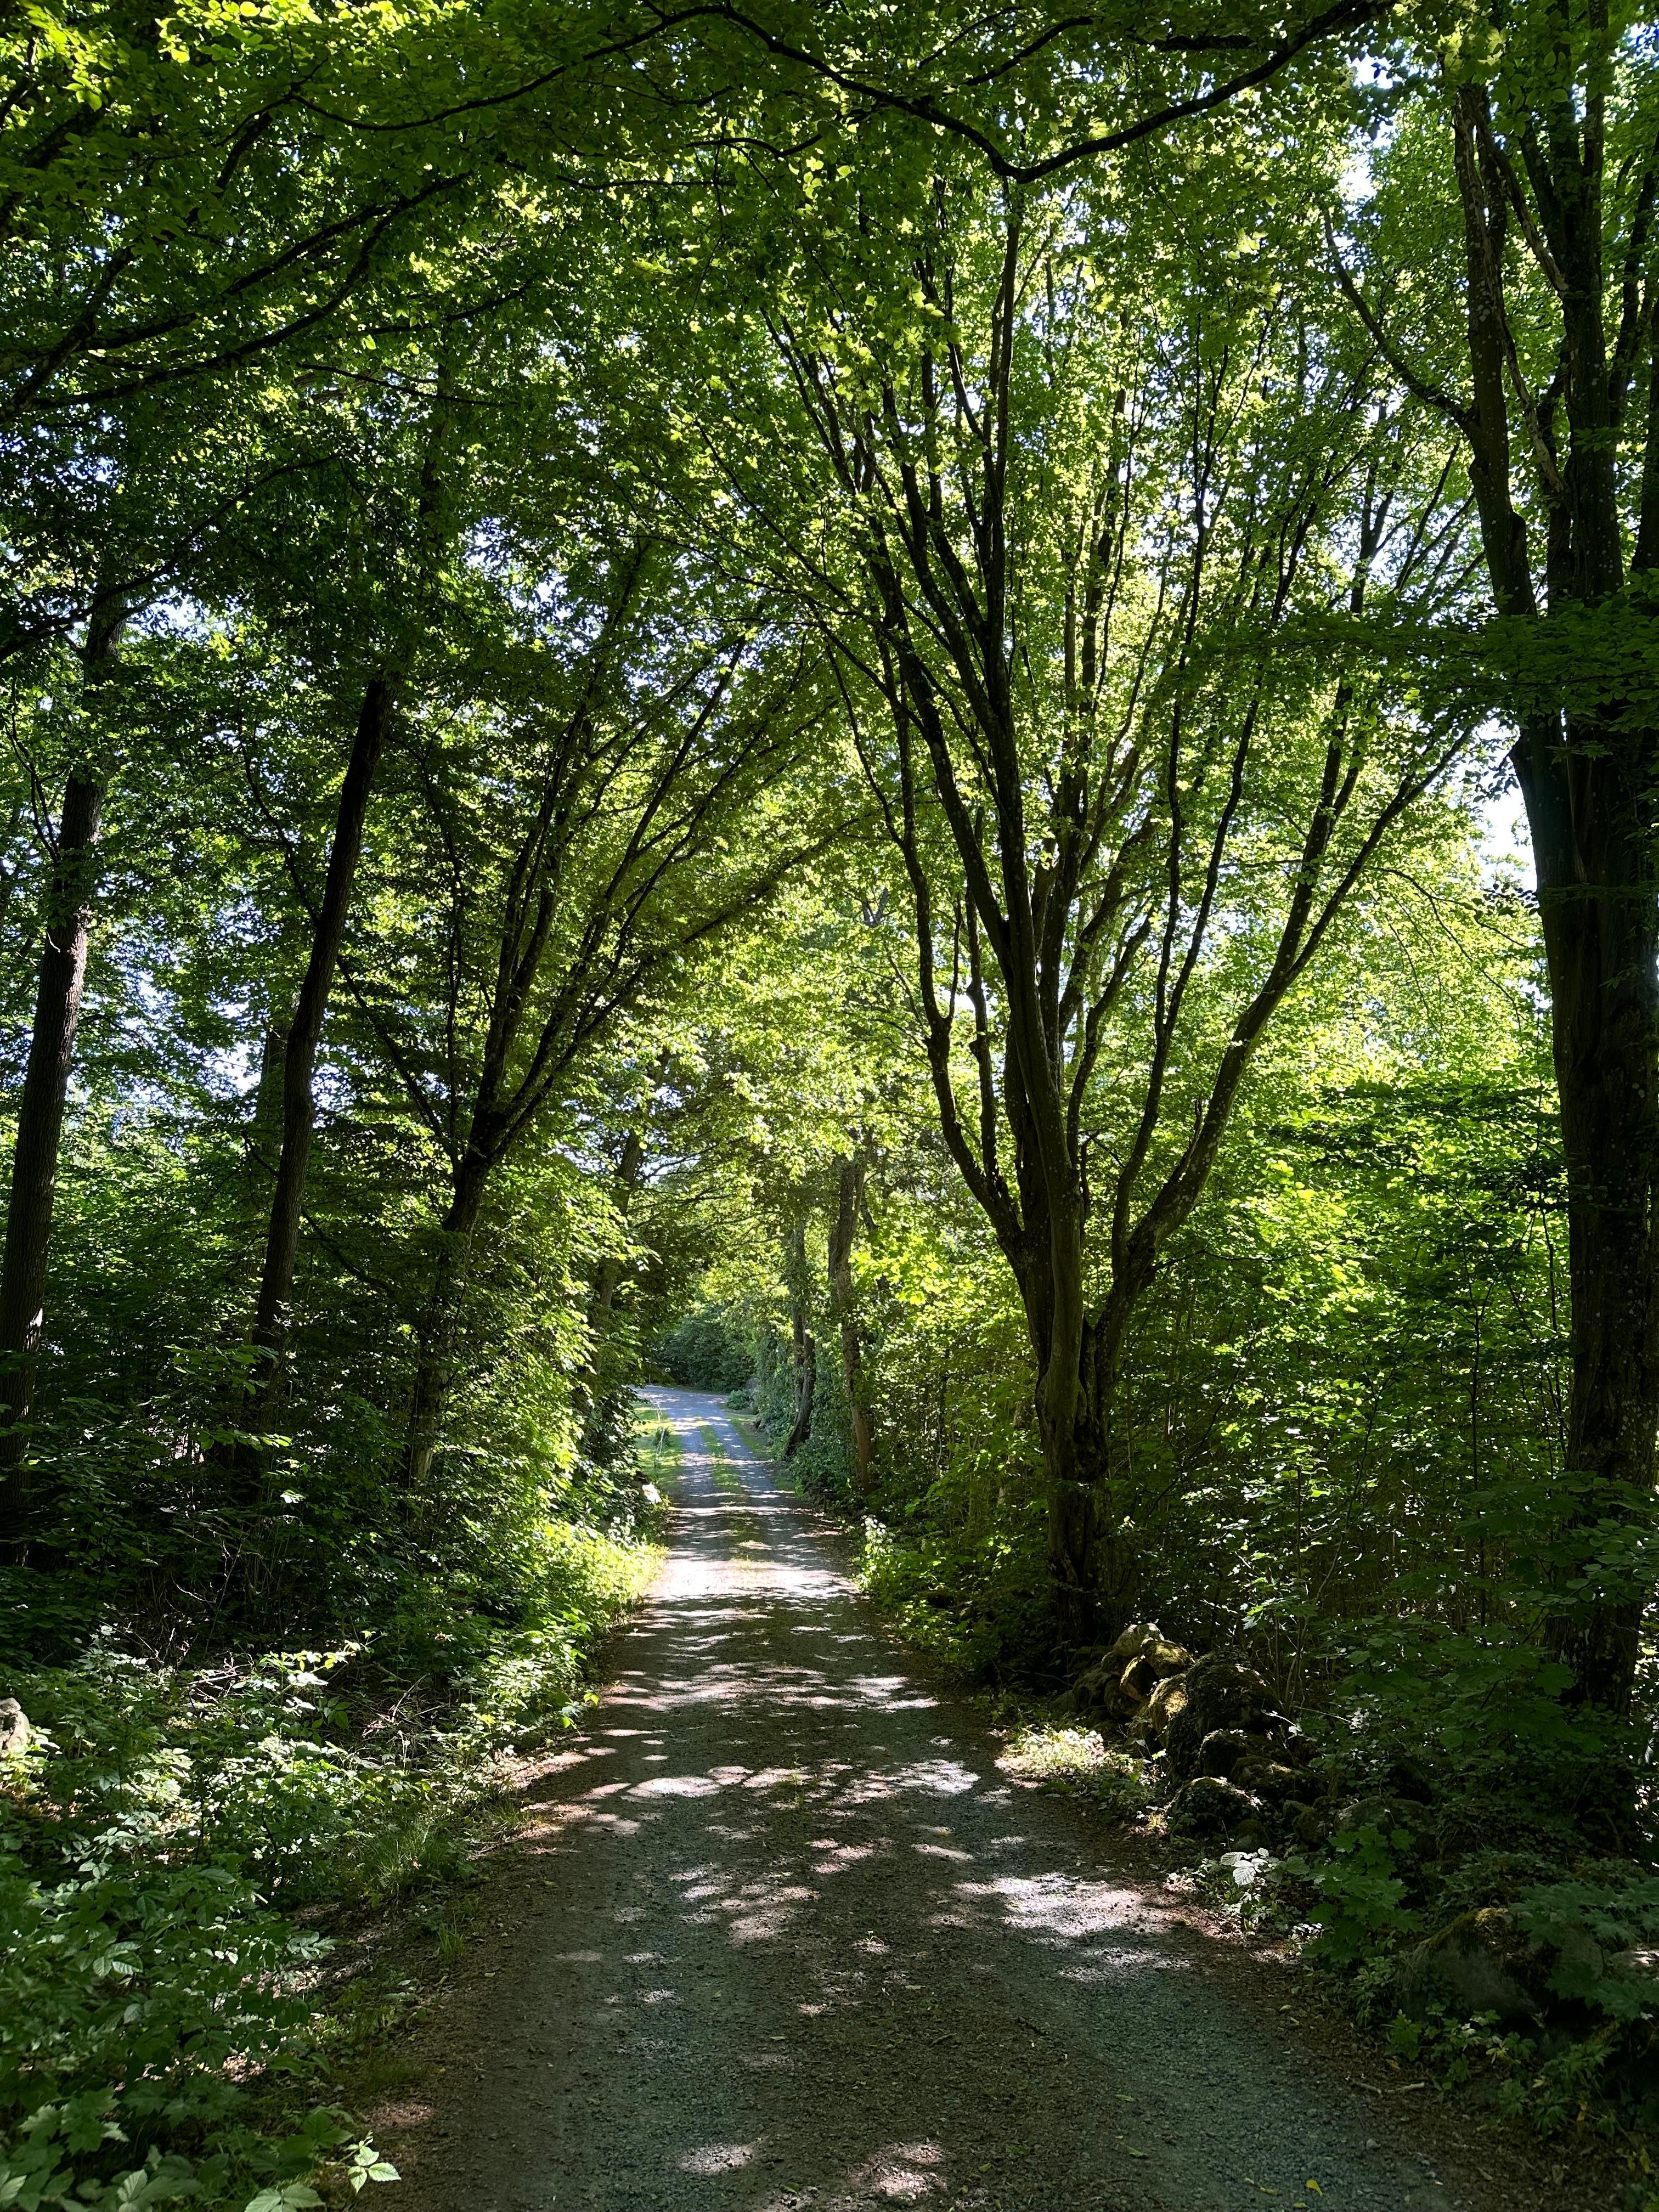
[578,1124,648,1457]
[1517,707,1659,1714]
[245,675,397,1409]
[0,601,123,1554]
[1431,78,1659,1716]
[400,1147,490,1497]
[783,1222,815,1458]
[827,1153,873,1489]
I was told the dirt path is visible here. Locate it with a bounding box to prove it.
[386,1389,1472,2212]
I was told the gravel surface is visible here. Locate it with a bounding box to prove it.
[387,1387,1470,2212]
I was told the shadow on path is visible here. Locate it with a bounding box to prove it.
[392,1387,1458,2212]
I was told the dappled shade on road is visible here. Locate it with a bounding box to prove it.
[391,1391,1457,2212]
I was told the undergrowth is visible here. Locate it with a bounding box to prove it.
[0,1516,657,2212]
[997,1722,1153,1823]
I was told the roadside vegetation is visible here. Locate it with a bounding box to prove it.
[2,1498,657,2210]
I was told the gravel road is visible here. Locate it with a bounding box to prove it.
[391,1386,1465,2212]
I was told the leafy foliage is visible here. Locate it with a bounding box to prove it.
[1,0,1657,2183]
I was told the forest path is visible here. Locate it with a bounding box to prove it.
[388,1388,1463,2212]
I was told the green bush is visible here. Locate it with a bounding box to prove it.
[652,1306,754,1393]
[0,1522,654,2210]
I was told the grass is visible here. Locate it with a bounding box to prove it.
[637,1412,683,1495]
[997,1721,1154,1823]
[697,1422,748,1498]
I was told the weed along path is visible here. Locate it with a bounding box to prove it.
[385,1389,1469,2212]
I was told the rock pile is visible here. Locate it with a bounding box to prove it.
[1063,1621,1190,1726]
[1064,1632,1315,1844]
[0,1699,29,1760]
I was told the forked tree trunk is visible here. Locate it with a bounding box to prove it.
[246,675,397,1410]
[0,602,124,1554]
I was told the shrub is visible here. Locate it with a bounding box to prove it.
[652,1306,754,1393]
[0,1521,653,2209]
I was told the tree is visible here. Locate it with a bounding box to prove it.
[328,537,833,1496]
[679,139,1474,1633]
[1330,7,1659,1713]
[244,368,457,1414]
[0,589,124,1544]
[828,1149,874,1488]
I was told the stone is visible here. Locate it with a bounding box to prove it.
[0,1700,28,1760]
[1104,1624,1191,1678]
[1164,1649,1278,1776]
[1183,1648,1274,1726]
[1397,1909,1547,2030]
[1195,1729,1252,1781]
[1142,1674,1188,1740]
[1120,1654,1160,1702]
[1169,1776,1259,1839]
[1098,1677,1144,1723]
[1233,1757,1302,1807]
[1070,1661,1140,1723]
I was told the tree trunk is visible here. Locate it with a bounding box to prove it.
[783,1222,815,1458]
[578,1125,647,1458]
[400,1151,489,1497]
[247,1014,289,1177]
[1515,708,1659,1716]
[1432,75,1659,1719]
[0,603,123,1555]
[783,1329,816,1458]
[246,675,397,1408]
[1025,1218,1152,1647]
[1008,1181,1117,1645]
[827,1154,872,1489]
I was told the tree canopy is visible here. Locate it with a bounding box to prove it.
[2,1,1658,2201]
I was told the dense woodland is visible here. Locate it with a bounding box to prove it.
[2,0,1658,2204]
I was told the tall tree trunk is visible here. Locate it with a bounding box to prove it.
[1028,1199,1093,1639]
[1436,81,1659,1717]
[400,1149,489,1497]
[783,1221,815,1458]
[246,675,397,1409]
[0,601,123,1555]
[1516,708,1659,1716]
[827,1154,873,1489]
[1024,1205,1152,1646]
[578,1125,647,1458]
